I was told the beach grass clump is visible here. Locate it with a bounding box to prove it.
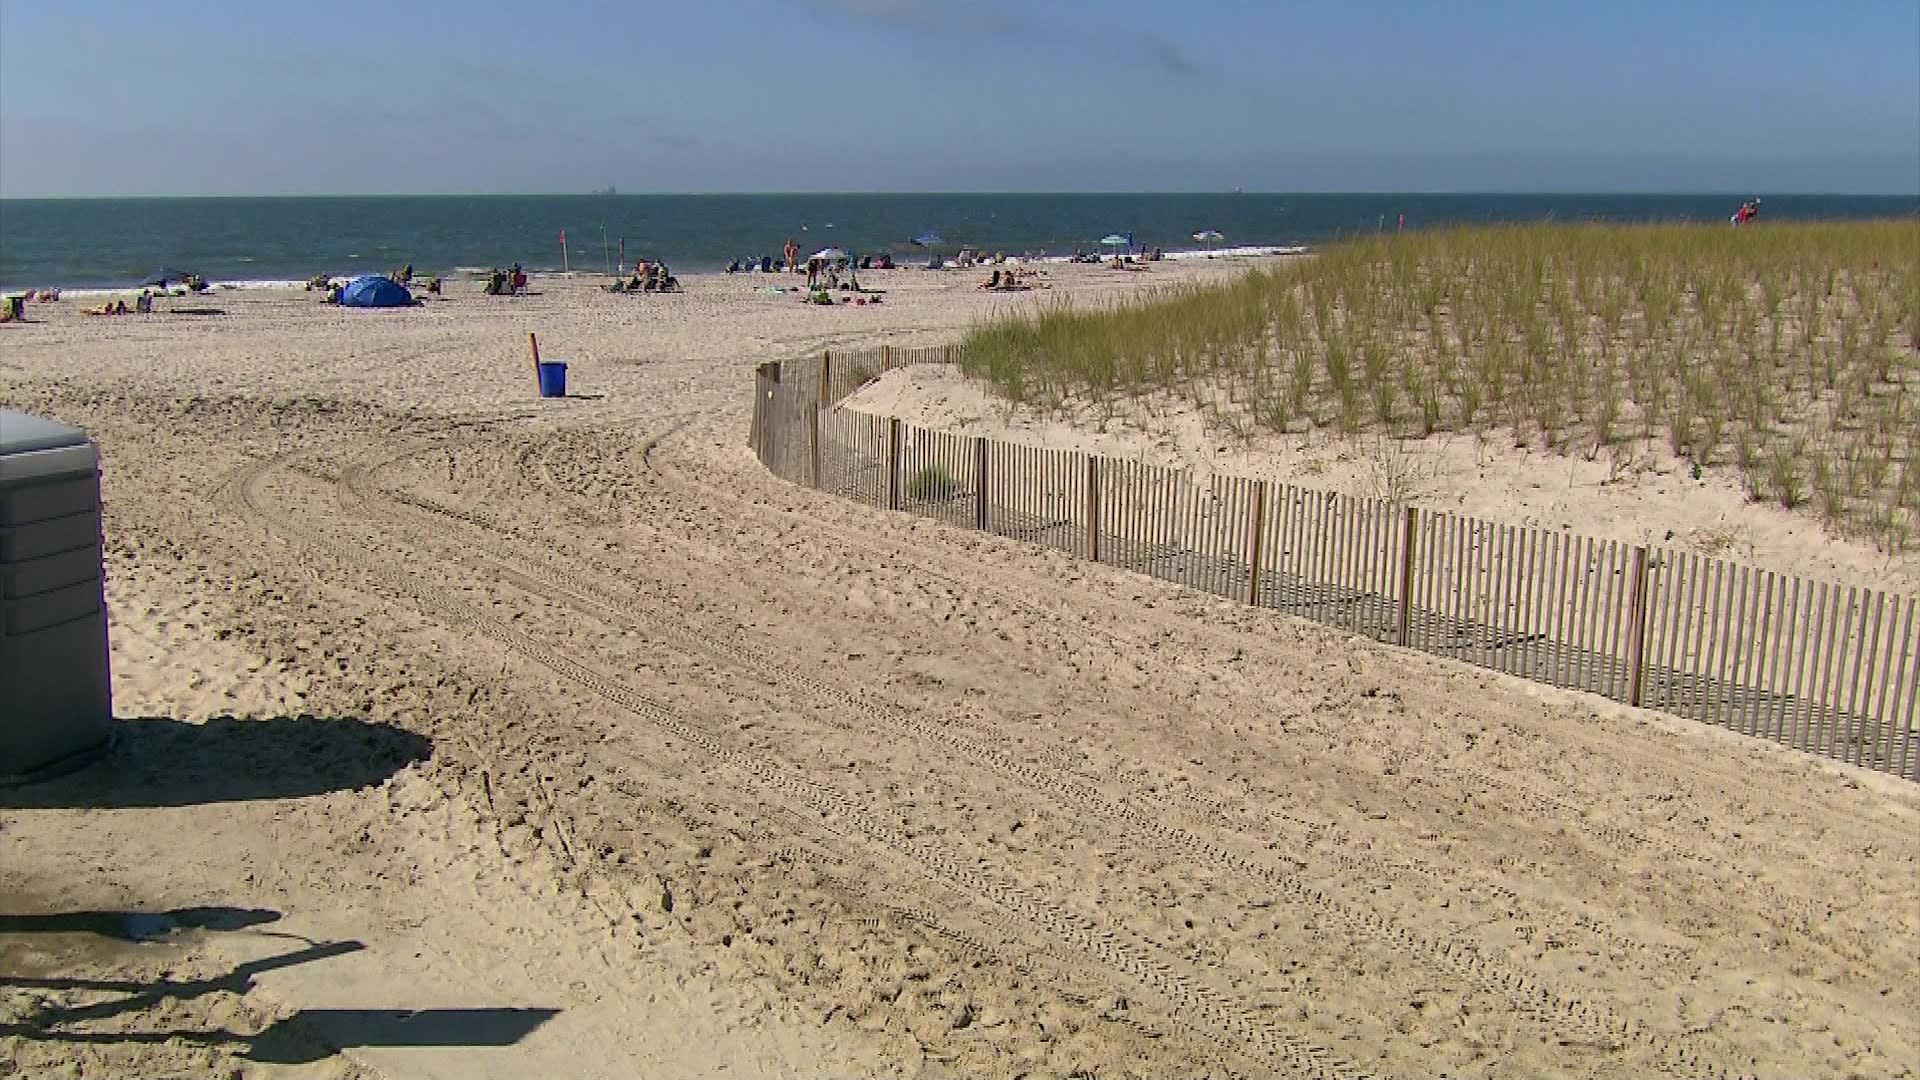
[907,463,960,502]
[955,220,1920,551]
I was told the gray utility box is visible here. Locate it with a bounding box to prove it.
[1,409,112,779]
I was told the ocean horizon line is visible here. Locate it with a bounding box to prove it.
[5,189,1919,202]
[6,191,1913,293]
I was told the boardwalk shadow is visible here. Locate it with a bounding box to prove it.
[0,715,431,809]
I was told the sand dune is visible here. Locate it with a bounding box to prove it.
[3,261,1917,1079]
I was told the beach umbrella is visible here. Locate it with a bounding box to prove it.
[140,267,198,287]
[909,233,947,268]
[1193,229,1224,253]
[1098,234,1129,256]
[811,247,847,261]
[337,275,415,309]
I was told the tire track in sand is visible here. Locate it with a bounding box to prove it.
[216,451,1372,1080]
[632,422,1842,948]
[338,438,1753,1080]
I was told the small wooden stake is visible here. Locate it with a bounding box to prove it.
[528,332,542,392]
[888,418,903,511]
[1396,506,1418,646]
[1085,456,1101,561]
[975,439,989,531]
[1246,480,1268,606]
[1626,545,1651,707]
[809,407,822,489]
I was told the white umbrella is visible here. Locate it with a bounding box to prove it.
[1098,234,1128,257]
[811,247,847,261]
[1192,229,1224,254]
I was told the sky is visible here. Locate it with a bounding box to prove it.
[1,0,1917,196]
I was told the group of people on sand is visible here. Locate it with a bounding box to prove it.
[1,289,60,322]
[483,264,530,296]
[609,260,680,293]
[86,291,156,316]
[1731,198,1763,225]
[389,263,440,293]
[978,267,1047,292]
[726,252,896,274]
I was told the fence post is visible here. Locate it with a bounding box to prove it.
[749,370,763,455]
[975,438,989,531]
[1626,545,1651,706]
[819,350,831,405]
[1085,457,1101,561]
[888,418,903,511]
[1246,481,1268,605]
[882,344,892,371]
[809,407,822,489]
[1396,506,1418,646]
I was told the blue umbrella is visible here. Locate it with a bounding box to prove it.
[911,232,946,247]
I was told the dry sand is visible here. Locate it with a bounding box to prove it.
[3,259,1918,1080]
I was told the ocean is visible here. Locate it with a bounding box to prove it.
[2,193,1914,292]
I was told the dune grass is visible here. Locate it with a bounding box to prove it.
[956,220,1920,552]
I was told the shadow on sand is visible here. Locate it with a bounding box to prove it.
[4,1005,560,1064]
[0,714,431,809]
[1,921,556,1064]
[0,906,282,941]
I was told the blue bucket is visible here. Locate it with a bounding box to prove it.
[537,361,568,398]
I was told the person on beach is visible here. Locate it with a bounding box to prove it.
[784,239,800,273]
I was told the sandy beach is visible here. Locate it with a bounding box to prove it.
[4,259,1918,1079]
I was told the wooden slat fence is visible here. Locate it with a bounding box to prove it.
[748,346,1920,782]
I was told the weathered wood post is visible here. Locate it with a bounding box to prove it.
[1626,545,1651,706]
[808,406,823,489]
[1396,505,1419,647]
[975,439,990,531]
[819,350,831,405]
[888,418,903,511]
[1086,457,1101,561]
[1246,481,1268,605]
[882,344,893,371]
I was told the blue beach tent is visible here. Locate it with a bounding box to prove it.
[338,275,414,308]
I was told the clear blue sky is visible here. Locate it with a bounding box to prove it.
[2,0,1916,196]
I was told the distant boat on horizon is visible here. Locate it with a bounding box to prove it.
[595,185,617,196]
